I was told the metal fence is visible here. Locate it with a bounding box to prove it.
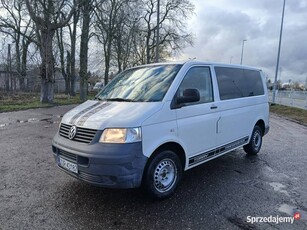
[269,90,307,110]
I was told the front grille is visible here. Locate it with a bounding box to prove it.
[59,123,97,144]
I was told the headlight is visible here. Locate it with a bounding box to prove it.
[99,128,141,143]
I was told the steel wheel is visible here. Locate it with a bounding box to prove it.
[153,158,177,193]
[144,150,182,199]
[252,129,262,151]
[244,125,263,155]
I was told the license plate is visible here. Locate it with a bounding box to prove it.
[59,157,78,174]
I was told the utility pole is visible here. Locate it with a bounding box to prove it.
[240,39,247,65]
[272,0,286,104]
[155,0,160,63]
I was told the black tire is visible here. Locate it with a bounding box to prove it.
[244,125,263,155]
[144,150,182,200]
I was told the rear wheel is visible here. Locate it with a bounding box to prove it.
[144,150,182,199]
[244,125,263,155]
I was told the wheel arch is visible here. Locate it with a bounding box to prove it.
[255,119,265,136]
[142,142,186,184]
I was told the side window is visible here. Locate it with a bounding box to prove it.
[215,67,264,100]
[242,69,265,96]
[178,66,213,106]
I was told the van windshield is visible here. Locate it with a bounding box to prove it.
[96,64,182,102]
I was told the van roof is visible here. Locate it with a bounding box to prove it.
[134,60,262,71]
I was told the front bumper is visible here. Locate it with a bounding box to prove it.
[52,132,148,188]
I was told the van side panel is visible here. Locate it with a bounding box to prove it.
[175,103,219,160]
[216,97,268,146]
[213,66,269,147]
[141,102,184,159]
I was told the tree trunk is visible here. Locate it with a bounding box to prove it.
[5,71,10,92]
[20,40,30,91]
[104,58,110,85]
[66,51,71,94]
[56,28,69,94]
[15,38,21,91]
[70,9,79,96]
[80,77,87,100]
[40,78,54,102]
[63,72,69,94]
[146,30,151,64]
[104,40,112,85]
[19,78,25,91]
[70,74,76,96]
[79,0,91,101]
[6,44,11,91]
[40,29,55,103]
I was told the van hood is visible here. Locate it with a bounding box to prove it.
[61,100,163,130]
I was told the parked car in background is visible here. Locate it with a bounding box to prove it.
[93,82,104,91]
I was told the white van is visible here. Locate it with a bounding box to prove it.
[52,61,269,199]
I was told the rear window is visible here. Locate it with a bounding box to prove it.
[215,67,264,100]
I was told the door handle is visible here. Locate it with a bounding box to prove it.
[210,105,218,109]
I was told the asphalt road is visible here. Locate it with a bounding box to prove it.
[0,105,307,230]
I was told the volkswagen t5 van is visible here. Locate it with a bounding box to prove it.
[52,60,269,199]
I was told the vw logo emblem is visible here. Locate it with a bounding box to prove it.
[68,125,77,140]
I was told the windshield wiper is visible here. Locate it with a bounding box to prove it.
[106,98,136,102]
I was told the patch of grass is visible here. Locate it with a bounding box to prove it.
[0,92,96,113]
[270,104,307,126]
[3,92,306,127]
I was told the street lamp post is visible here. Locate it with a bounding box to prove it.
[240,39,247,65]
[272,0,286,104]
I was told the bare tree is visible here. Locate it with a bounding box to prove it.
[0,0,36,91]
[25,0,76,103]
[94,0,130,84]
[140,0,194,64]
[55,2,80,96]
[93,0,194,80]
[112,2,142,71]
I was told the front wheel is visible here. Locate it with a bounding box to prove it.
[244,125,263,155]
[144,150,182,199]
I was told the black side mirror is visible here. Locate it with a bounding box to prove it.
[177,88,200,104]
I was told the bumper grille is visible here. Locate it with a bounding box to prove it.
[79,171,103,184]
[58,149,77,162]
[59,123,97,144]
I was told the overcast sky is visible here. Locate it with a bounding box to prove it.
[180,0,307,83]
